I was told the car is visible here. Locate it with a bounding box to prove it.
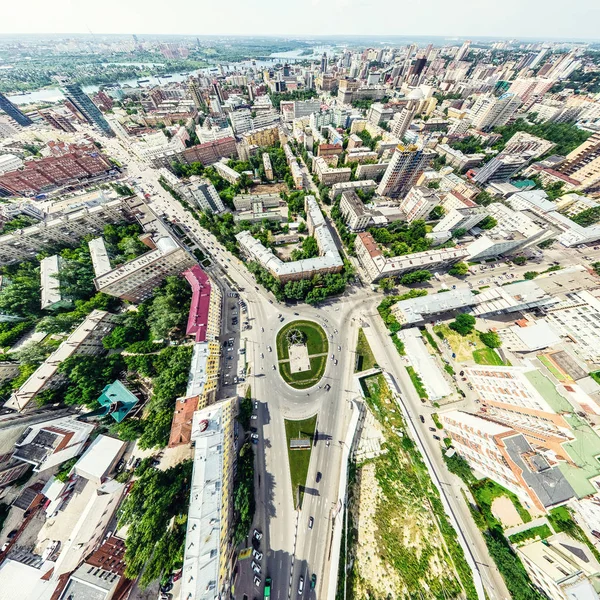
[331,354,334,360]
[260,353,264,359]
[254,401,258,409]
[420,397,427,404]
[252,549,263,561]
[252,561,261,574]
[267,346,272,352]
[337,345,341,351]
[308,517,314,529]
[326,440,330,446]
[334,359,338,366]
[251,433,259,440]
[433,435,441,441]
[253,529,263,541]
[429,427,436,432]
[251,415,258,420]
[272,365,276,370]
[251,437,259,445]
[316,471,322,483]
[310,574,317,590]
[298,576,304,595]
[6,530,18,540]
[250,426,258,433]
[419,415,425,423]
[254,576,261,587]
[324,384,331,391]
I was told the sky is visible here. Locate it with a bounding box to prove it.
[1,0,599,41]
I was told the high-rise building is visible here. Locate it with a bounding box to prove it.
[557,133,600,191]
[469,92,522,131]
[62,84,115,137]
[391,104,418,140]
[399,185,440,222]
[0,92,33,127]
[455,40,472,62]
[377,145,434,198]
[321,52,328,74]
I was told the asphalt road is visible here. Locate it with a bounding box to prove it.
[92,128,519,599]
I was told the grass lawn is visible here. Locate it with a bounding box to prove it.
[355,328,377,372]
[276,320,328,360]
[284,415,317,509]
[278,355,327,389]
[406,366,428,398]
[277,320,328,389]
[433,323,485,363]
[472,347,507,366]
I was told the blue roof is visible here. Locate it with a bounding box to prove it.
[97,380,140,423]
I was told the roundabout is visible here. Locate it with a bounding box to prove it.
[275,320,329,389]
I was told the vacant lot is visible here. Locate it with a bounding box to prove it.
[433,323,486,363]
[349,373,477,599]
[284,415,317,508]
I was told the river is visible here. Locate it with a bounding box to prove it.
[7,45,338,106]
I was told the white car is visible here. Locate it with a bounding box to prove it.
[253,549,263,561]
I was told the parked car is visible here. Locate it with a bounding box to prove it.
[252,561,261,574]
[252,549,263,561]
[253,529,263,541]
[308,517,314,529]
[254,576,261,587]
[297,577,304,595]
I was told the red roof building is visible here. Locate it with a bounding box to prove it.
[183,265,212,343]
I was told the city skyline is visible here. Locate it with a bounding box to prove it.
[2,0,600,40]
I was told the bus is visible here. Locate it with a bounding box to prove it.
[264,576,272,599]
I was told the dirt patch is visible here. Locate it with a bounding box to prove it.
[491,496,523,528]
[252,182,288,194]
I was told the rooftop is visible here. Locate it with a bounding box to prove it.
[73,434,125,482]
[96,380,140,423]
[183,265,212,343]
[168,395,199,448]
[502,433,575,508]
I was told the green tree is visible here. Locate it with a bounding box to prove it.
[512,256,527,266]
[448,262,469,277]
[524,271,539,280]
[449,313,476,336]
[400,270,432,285]
[479,331,502,348]
[429,205,445,220]
[452,228,467,239]
[479,216,498,230]
[378,277,396,292]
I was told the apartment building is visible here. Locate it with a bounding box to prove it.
[435,144,485,172]
[502,131,556,159]
[313,156,352,186]
[517,533,600,600]
[557,133,600,192]
[40,255,71,311]
[263,152,274,180]
[177,176,225,213]
[6,310,119,411]
[331,179,377,200]
[433,205,488,234]
[544,290,600,363]
[183,265,222,344]
[62,84,114,136]
[464,364,576,455]
[346,150,379,164]
[377,145,434,198]
[180,398,238,600]
[399,185,440,222]
[355,231,468,282]
[339,190,373,231]
[283,143,304,190]
[468,92,522,131]
[94,235,195,303]
[236,195,343,282]
[472,154,529,184]
[152,137,238,169]
[355,162,389,180]
[441,411,574,512]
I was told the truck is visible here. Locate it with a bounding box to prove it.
[264,576,272,599]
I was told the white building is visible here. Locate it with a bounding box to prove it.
[72,434,126,485]
[468,92,522,131]
[181,398,237,600]
[0,153,23,175]
[399,185,440,222]
[236,195,343,282]
[517,533,600,600]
